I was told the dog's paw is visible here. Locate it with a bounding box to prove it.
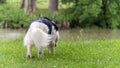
[27,55,32,58]
[38,52,43,58]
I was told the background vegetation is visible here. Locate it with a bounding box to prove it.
[0,0,120,29]
[0,0,120,67]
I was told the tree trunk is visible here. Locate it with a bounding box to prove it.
[101,0,107,15]
[74,0,78,7]
[24,0,36,15]
[24,0,29,14]
[49,0,58,12]
[31,0,36,12]
[0,0,6,3]
[101,0,108,27]
[20,0,25,8]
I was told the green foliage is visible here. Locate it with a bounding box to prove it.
[0,4,30,28]
[60,0,102,28]
[107,0,120,28]
[60,0,73,4]
[0,0,120,29]
[61,0,120,28]
[0,0,67,28]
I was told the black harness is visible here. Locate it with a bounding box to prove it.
[27,17,58,34]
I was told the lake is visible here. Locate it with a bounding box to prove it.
[0,29,120,41]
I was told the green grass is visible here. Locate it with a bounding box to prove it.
[0,39,120,68]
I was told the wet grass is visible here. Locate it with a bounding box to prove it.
[0,39,120,68]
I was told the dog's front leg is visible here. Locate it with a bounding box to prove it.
[26,45,32,58]
[38,47,44,57]
[48,43,55,54]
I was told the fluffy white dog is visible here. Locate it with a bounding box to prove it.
[24,17,59,58]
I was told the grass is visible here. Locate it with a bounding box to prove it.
[1,39,120,68]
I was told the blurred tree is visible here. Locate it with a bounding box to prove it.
[0,0,6,3]
[101,0,107,15]
[49,0,58,12]
[61,0,102,27]
[20,0,36,15]
[107,0,120,28]
[60,0,120,28]
[20,0,25,8]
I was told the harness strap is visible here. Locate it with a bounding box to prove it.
[34,18,52,34]
[26,17,59,34]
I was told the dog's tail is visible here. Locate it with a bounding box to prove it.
[30,28,51,48]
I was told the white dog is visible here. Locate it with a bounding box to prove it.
[24,17,59,58]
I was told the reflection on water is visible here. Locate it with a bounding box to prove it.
[59,29,120,41]
[0,29,120,41]
[0,29,24,41]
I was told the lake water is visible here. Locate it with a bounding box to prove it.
[0,29,25,41]
[0,29,120,41]
[60,29,120,41]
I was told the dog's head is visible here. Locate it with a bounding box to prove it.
[53,30,59,47]
[51,21,60,47]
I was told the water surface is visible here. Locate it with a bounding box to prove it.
[60,29,120,41]
[0,29,120,41]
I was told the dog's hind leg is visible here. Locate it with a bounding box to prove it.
[26,45,32,58]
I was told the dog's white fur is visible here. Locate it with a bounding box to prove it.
[24,21,59,58]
